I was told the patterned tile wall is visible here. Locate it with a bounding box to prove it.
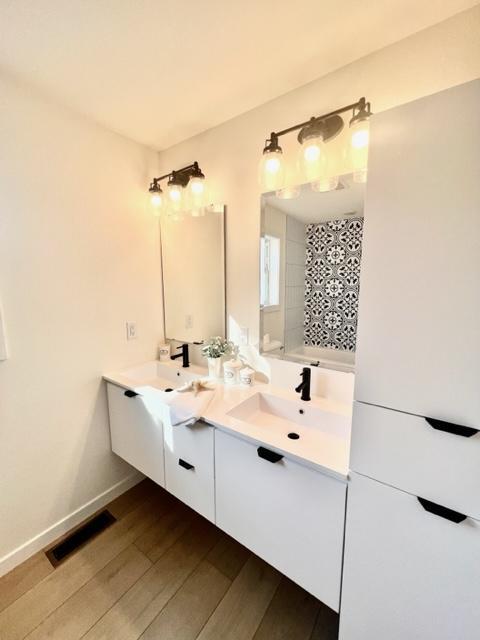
[304,218,363,351]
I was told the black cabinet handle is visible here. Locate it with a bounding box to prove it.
[425,417,479,438]
[417,497,467,524]
[124,390,139,398]
[178,458,194,471]
[257,446,284,463]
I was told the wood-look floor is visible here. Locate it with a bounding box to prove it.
[0,479,339,640]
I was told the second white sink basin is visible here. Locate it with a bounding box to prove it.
[227,391,347,438]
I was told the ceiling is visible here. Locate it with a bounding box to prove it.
[266,176,365,223]
[0,1,475,150]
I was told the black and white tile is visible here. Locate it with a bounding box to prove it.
[304,218,363,351]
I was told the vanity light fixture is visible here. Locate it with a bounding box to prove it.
[148,161,208,217]
[259,97,372,195]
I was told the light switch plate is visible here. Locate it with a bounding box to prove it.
[239,327,249,345]
[126,321,137,340]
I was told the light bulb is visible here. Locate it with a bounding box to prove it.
[311,176,339,192]
[298,135,327,182]
[349,118,370,175]
[148,187,164,217]
[259,149,286,192]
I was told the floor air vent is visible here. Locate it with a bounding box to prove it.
[45,509,116,567]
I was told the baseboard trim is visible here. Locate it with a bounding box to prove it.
[0,472,143,578]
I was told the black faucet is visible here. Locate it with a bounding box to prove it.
[295,367,311,401]
[171,343,190,368]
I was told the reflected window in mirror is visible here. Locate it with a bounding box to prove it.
[260,235,280,309]
[259,175,365,373]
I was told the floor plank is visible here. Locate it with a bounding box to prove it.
[0,552,54,614]
[135,500,193,562]
[309,604,339,640]
[206,533,251,581]
[253,577,319,640]
[197,555,281,640]
[83,517,220,640]
[0,493,166,640]
[107,479,162,520]
[140,560,231,640]
[25,545,151,640]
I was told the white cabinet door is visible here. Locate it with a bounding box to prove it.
[340,473,480,640]
[355,79,480,428]
[163,420,215,522]
[215,429,346,612]
[107,383,165,487]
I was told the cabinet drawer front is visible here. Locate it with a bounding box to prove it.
[107,383,165,486]
[215,430,346,612]
[351,402,480,519]
[164,421,214,522]
[340,473,480,640]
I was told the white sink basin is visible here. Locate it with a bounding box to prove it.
[104,359,206,392]
[227,391,348,439]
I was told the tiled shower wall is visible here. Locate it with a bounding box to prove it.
[304,218,363,351]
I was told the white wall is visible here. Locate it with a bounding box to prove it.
[285,216,307,352]
[156,7,480,348]
[0,73,163,572]
[261,203,286,348]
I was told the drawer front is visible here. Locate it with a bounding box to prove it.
[107,383,165,486]
[351,401,480,519]
[340,473,480,640]
[164,420,214,522]
[215,430,346,612]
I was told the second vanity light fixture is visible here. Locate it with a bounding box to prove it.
[148,161,208,218]
[259,97,372,197]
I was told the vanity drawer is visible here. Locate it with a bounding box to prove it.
[340,472,480,640]
[107,383,165,487]
[215,429,346,612]
[164,420,214,522]
[351,401,480,519]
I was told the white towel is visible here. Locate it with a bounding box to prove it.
[167,382,216,426]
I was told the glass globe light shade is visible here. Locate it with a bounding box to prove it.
[258,149,286,192]
[167,182,184,212]
[298,135,327,183]
[188,175,206,209]
[349,118,370,174]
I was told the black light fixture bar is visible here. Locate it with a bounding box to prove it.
[149,161,204,191]
[263,97,371,150]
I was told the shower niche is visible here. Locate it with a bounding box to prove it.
[259,174,365,372]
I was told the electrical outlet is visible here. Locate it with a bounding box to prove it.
[185,314,193,329]
[126,321,137,340]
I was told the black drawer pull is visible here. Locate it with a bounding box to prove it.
[257,446,284,463]
[417,497,467,524]
[124,390,139,398]
[425,417,479,438]
[178,458,194,471]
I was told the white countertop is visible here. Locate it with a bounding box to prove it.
[103,360,352,481]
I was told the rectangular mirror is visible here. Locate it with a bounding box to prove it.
[161,206,226,343]
[260,175,365,372]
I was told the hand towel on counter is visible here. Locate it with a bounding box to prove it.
[167,379,216,426]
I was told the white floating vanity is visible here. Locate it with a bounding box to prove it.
[104,359,351,612]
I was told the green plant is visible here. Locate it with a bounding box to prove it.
[201,336,234,359]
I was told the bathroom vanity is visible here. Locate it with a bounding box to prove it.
[104,359,351,612]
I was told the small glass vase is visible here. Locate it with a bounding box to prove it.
[207,356,223,380]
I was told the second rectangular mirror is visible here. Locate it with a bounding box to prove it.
[161,206,226,344]
[260,175,365,372]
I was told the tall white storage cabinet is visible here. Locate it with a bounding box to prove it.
[340,80,480,640]
[354,79,480,428]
